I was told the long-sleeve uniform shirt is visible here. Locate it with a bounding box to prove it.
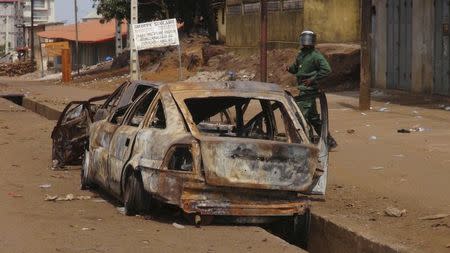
[287,47,332,91]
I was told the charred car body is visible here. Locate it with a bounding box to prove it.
[52,80,329,227]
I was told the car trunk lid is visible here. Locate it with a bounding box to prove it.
[200,137,319,192]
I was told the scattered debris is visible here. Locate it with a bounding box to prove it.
[81,227,95,231]
[92,199,107,203]
[346,129,356,134]
[44,194,58,201]
[369,136,377,141]
[117,207,126,215]
[398,127,430,133]
[431,223,450,228]
[172,222,185,229]
[446,243,450,248]
[39,184,52,189]
[0,61,36,76]
[141,240,150,245]
[418,214,450,221]
[76,196,92,200]
[393,154,405,158]
[378,107,390,112]
[44,194,92,202]
[385,207,407,217]
[371,166,384,170]
[445,106,450,111]
[361,112,367,116]
[8,192,23,198]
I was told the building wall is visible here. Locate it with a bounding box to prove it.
[411,0,434,94]
[372,0,387,89]
[303,0,360,43]
[217,7,226,42]
[71,41,115,68]
[0,2,23,52]
[23,0,55,26]
[372,0,435,95]
[225,0,359,53]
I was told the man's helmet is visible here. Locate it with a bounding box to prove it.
[300,30,316,46]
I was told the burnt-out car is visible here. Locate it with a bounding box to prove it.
[51,81,161,167]
[80,81,329,226]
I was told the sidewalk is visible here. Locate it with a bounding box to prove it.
[1,79,449,252]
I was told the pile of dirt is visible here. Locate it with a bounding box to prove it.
[0,61,36,76]
[200,44,360,91]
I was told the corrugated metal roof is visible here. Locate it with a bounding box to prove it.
[37,19,127,44]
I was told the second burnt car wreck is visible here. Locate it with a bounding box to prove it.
[52,80,329,235]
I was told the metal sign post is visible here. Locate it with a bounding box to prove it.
[178,45,183,80]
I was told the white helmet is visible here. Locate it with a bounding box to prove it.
[300,30,316,46]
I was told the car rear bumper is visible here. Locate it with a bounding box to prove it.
[180,183,309,217]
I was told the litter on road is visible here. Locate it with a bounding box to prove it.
[44,194,92,202]
[418,214,450,221]
[172,223,185,229]
[39,184,52,189]
[385,207,407,217]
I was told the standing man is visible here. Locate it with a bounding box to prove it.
[287,30,337,149]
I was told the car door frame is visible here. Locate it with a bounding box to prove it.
[107,89,158,196]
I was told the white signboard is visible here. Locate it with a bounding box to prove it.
[132,19,180,51]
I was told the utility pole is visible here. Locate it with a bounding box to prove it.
[359,0,372,110]
[74,0,80,75]
[259,0,267,82]
[5,17,10,54]
[115,19,123,57]
[130,0,140,81]
[30,0,34,62]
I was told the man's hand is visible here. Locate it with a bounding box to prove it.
[302,78,312,86]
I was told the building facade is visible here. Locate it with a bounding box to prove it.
[0,0,24,53]
[23,0,55,26]
[220,0,360,53]
[371,0,449,96]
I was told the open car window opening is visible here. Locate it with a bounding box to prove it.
[184,96,301,143]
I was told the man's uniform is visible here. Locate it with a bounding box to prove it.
[288,47,331,135]
[288,31,336,148]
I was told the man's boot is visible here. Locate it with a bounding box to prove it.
[327,135,338,150]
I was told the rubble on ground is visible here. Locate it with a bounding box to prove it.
[0,61,36,76]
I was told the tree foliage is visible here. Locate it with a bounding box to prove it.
[92,0,221,42]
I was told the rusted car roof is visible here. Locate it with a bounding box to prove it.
[165,81,284,93]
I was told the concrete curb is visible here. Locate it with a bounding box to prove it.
[309,213,407,253]
[22,97,61,120]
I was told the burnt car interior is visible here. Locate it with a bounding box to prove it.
[167,146,193,172]
[185,97,301,143]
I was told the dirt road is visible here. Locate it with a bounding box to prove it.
[313,92,450,253]
[2,79,450,252]
[0,97,303,253]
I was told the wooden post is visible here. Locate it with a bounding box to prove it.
[61,48,72,83]
[30,0,34,62]
[260,0,268,82]
[74,0,80,75]
[359,0,372,110]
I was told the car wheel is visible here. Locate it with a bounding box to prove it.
[124,172,150,216]
[80,150,92,190]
